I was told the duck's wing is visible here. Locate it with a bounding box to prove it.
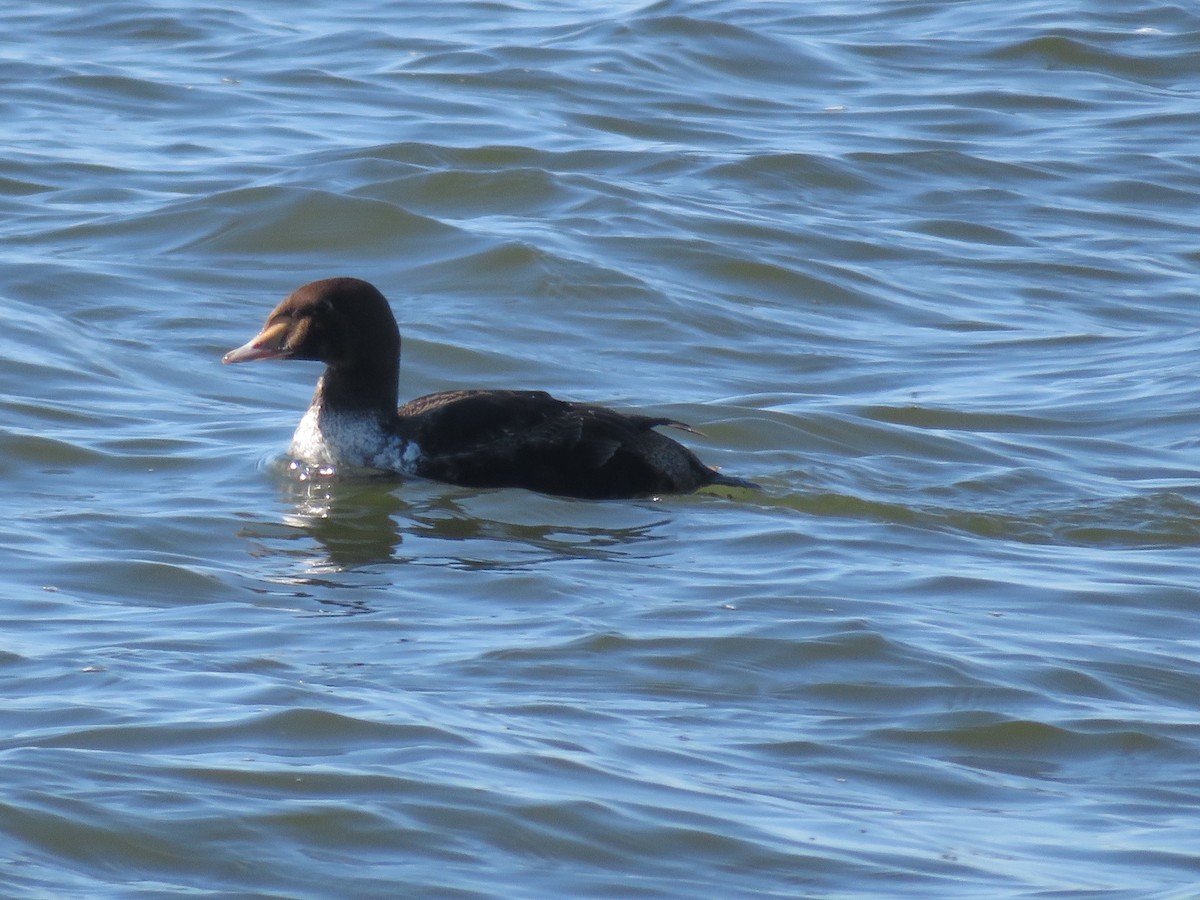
[396,389,714,498]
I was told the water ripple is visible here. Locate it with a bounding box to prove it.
[3,1,1200,896]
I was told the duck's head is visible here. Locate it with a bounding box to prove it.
[223,277,400,372]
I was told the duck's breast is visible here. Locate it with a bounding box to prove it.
[289,404,418,474]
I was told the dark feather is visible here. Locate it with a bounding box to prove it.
[395,390,727,498]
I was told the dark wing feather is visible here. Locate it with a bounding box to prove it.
[395,389,718,498]
[398,389,580,456]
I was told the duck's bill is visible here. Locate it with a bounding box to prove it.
[222,320,290,364]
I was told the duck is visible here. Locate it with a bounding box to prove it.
[223,277,757,499]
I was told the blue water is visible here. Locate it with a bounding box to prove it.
[3,1,1200,896]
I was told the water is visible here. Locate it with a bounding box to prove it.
[3,1,1199,896]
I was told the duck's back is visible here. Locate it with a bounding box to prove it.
[396,389,734,499]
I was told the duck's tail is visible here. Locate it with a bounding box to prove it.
[709,470,761,491]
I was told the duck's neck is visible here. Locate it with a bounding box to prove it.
[313,357,400,416]
[291,357,411,472]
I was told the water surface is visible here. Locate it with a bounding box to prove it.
[3,1,1199,896]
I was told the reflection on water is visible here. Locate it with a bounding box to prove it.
[279,469,407,570]
[240,466,677,592]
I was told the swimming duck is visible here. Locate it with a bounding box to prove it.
[223,277,755,499]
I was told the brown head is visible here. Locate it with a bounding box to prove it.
[224,277,402,411]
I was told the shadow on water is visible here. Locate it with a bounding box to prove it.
[235,467,680,602]
[278,475,407,569]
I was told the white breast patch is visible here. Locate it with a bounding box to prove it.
[288,404,420,475]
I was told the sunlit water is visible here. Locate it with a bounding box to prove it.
[3,1,1199,896]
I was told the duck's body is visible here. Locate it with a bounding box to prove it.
[224,278,755,499]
